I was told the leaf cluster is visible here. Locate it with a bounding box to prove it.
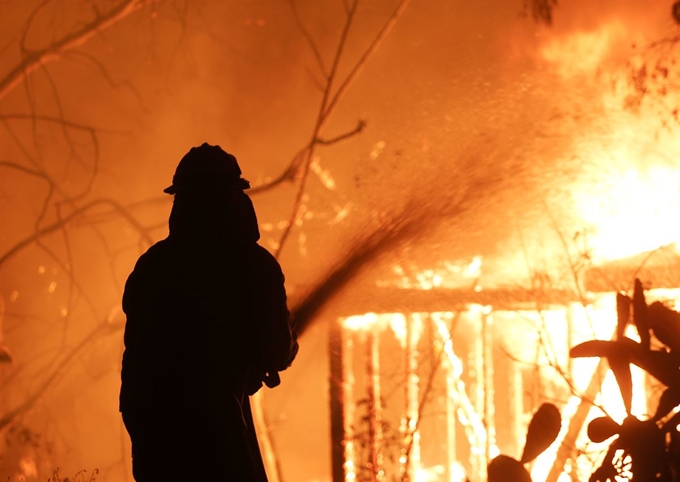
[570,279,680,482]
[488,403,562,482]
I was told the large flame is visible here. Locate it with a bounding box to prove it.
[539,20,628,78]
[575,164,680,261]
[538,17,680,263]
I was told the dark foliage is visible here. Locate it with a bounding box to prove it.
[570,279,680,482]
[523,0,559,26]
[488,403,562,482]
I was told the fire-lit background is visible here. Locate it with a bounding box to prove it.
[1,0,680,481]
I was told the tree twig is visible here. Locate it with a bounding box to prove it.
[0,0,156,103]
[0,319,123,432]
[287,0,328,80]
[317,119,366,145]
[0,199,154,269]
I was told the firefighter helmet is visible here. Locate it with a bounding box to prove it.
[163,143,250,194]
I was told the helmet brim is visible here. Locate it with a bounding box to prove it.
[162,177,251,195]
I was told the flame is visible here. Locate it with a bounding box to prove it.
[540,20,627,78]
[529,295,649,482]
[343,312,379,331]
[387,257,482,290]
[575,164,680,262]
[18,457,37,478]
[538,16,680,263]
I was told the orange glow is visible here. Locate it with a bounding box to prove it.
[540,21,627,78]
[4,1,680,481]
[534,12,680,264]
[340,294,661,482]
[575,164,680,262]
[339,311,499,481]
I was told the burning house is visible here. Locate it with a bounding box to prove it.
[278,246,668,482]
[307,243,680,482]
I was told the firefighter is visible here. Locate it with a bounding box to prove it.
[119,143,298,481]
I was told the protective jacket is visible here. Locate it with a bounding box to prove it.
[119,189,298,482]
[119,237,297,414]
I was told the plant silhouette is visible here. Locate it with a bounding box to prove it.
[488,403,562,482]
[570,278,680,482]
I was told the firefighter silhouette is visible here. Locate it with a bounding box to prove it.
[120,143,298,481]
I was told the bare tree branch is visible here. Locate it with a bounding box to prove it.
[0,319,123,432]
[321,0,413,124]
[317,119,366,145]
[0,0,156,103]
[248,146,310,195]
[0,199,154,269]
[248,0,412,207]
[0,159,51,180]
[0,113,123,134]
[273,0,361,257]
[268,0,413,257]
[288,0,328,80]
[63,50,146,106]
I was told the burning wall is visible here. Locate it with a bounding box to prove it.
[323,283,667,482]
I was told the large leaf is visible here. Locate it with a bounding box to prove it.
[647,301,680,352]
[587,416,620,443]
[571,339,678,387]
[520,402,561,463]
[620,337,679,386]
[616,292,631,341]
[633,278,650,350]
[570,340,633,413]
[608,352,632,415]
[570,340,622,358]
[488,455,531,482]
